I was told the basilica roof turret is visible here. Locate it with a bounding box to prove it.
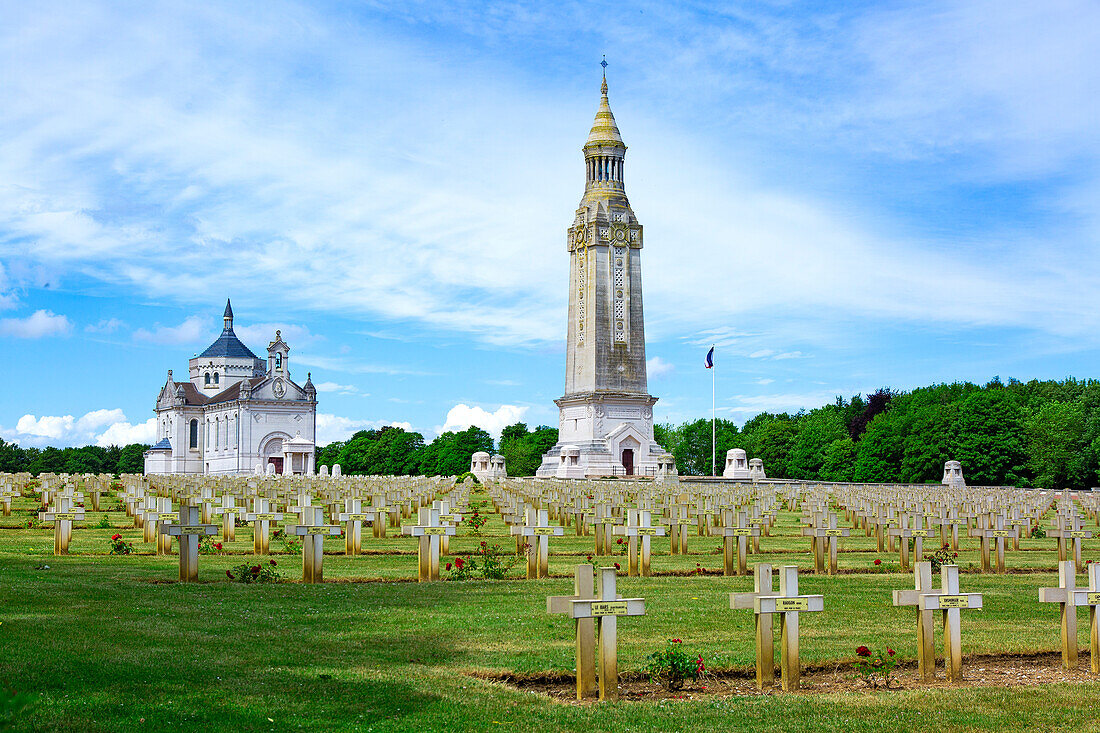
[584,71,625,149]
[198,298,260,359]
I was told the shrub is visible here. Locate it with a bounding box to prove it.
[446,542,519,580]
[644,639,705,691]
[198,536,225,555]
[929,545,957,574]
[96,515,111,529]
[227,559,280,583]
[455,472,480,485]
[852,645,897,688]
[1031,524,1046,539]
[108,534,134,555]
[465,508,487,535]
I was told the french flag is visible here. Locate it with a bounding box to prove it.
[705,346,714,369]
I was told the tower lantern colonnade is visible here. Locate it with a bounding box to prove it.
[537,65,665,479]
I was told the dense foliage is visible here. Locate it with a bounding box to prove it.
[658,378,1100,489]
[0,439,147,476]
[316,424,498,476]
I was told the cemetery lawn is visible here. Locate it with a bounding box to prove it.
[3,555,1100,732]
[4,494,1100,732]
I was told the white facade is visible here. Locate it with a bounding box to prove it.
[723,448,750,479]
[537,71,664,478]
[144,300,318,476]
[942,460,966,488]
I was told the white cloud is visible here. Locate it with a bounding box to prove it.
[0,309,71,338]
[748,350,775,359]
[647,356,675,378]
[133,316,211,345]
[724,391,849,417]
[314,413,412,445]
[95,418,156,447]
[754,378,775,386]
[314,381,360,395]
[438,404,528,439]
[84,317,124,334]
[5,408,155,447]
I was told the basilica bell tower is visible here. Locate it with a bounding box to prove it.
[537,66,663,478]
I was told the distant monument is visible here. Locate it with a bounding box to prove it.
[942,460,965,488]
[723,448,750,479]
[537,64,663,478]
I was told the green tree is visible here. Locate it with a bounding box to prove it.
[1027,401,1088,489]
[821,437,856,482]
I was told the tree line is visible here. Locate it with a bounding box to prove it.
[8,377,1100,488]
[658,378,1100,489]
[0,440,147,476]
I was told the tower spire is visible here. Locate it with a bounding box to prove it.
[223,298,233,330]
[601,56,608,96]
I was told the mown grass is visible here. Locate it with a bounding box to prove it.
[2,491,1100,731]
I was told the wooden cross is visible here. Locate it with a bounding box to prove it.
[1075,563,1100,674]
[38,495,85,555]
[546,564,600,699]
[213,495,239,541]
[285,506,342,583]
[753,565,823,691]
[980,513,1016,574]
[338,497,377,556]
[712,510,759,576]
[435,499,463,556]
[370,493,388,538]
[613,508,665,577]
[569,566,645,701]
[244,497,283,555]
[918,564,982,682]
[730,563,778,687]
[160,503,218,582]
[892,561,936,681]
[1052,515,1092,572]
[1039,560,1084,669]
[804,513,849,575]
[512,507,563,579]
[591,503,621,556]
[662,503,693,555]
[889,513,933,571]
[402,506,454,581]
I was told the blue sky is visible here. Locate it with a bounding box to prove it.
[2,0,1099,448]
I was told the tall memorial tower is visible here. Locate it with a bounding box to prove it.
[537,66,663,478]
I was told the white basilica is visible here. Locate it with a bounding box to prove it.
[143,300,318,476]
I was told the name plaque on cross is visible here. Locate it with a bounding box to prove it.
[533,527,557,536]
[1068,531,1090,538]
[937,595,972,608]
[729,528,753,536]
[910,529,933,537]
[306,526,332,534]
[1088,592,1100,604]
[591,601,630,616]
[775,598,810,611]
[988,530,1014,537]
[637,527,660,536]
[422,527,448,535]
[252,513,280,521]
[824,529,844,536]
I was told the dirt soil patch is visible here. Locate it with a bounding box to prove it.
[472,651,1097,702]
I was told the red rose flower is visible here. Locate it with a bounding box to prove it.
[671,638,681,643]
[614,562,621,570]
[856,645,871,657]
[446,562,452,571]
[873,559,881,565]
[226,570,234,579]
[887,648,895,656]
[250,565,260,574]
[111,534,121,541]
[269,559,277,566]
[214,543,222,550]
[455,557,465,569]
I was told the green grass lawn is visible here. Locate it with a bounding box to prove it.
[3,491,1100,732]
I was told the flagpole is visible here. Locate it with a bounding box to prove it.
[711,344,716,477]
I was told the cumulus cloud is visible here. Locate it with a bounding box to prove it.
[313,381,361,395]
[5,408,155,447]
[647,356,674,378]
[0,309,71,338]
[437,404,528,439]
[85,318,124,334]
[133,316,211,345]
[314,413,412,445]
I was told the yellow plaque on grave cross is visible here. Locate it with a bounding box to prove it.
[439,514,459,522]
[774,598,810,612]
[637,528,660,536]
[938,595,971,608]
[910,529,932,537]
[344,513,373,521]
[533,527,556,536]
[51,512,79,520]
[252,514,279,521]
[590,601,629,616]
[1087,592,1100,605]
[729,528,752,536]
[988,530,1013,537]
[1067,531,1090,538]
[307,526,332,535]
[178,525,207,533]
[824,529,845,536]
[422,527,448,535]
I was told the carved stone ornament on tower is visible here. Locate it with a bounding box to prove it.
[537,64,664,478]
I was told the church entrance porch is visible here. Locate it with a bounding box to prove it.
[267,457,284,475]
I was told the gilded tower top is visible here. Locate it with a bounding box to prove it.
[585,66,625,149]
